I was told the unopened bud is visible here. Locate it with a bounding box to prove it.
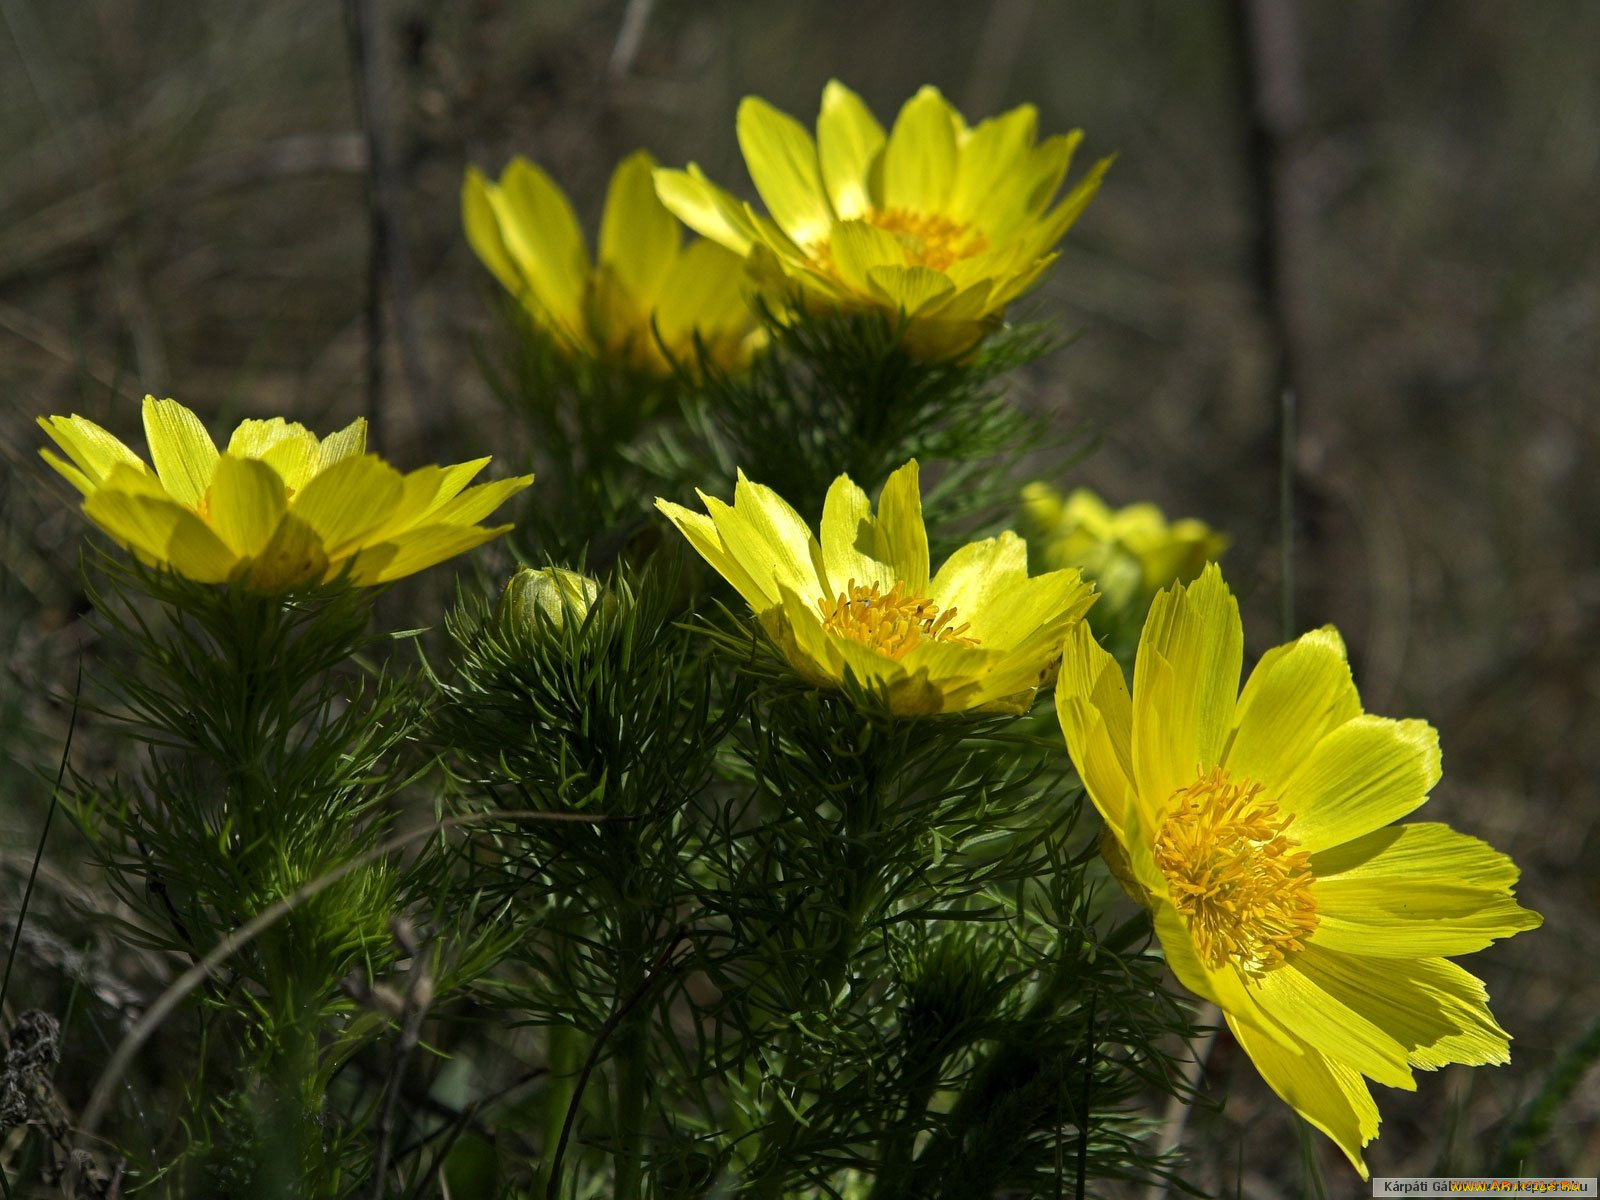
[496,567,604,635]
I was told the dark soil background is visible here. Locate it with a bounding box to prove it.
[1,1,1595,1195]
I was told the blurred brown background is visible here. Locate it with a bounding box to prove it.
[1,0,1596,1192]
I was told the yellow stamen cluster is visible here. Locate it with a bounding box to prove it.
[1153,766,1319,976]
[867,208,989,271]
[818,579,978,661]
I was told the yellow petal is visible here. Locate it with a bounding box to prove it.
[819,473,897,595]
[1130,564,1241,813]
[289,454,405,555]
[816,79,886,220]
[142,397,219,509]
[654,239,753,350]
[1056,620,1136,838]
[984,131,1083,240]
[652,165,757,256]
[488,158,592,338]
[316,418,368,471]
[657,498,772,612]
[875,462,929,593]
[462,166,524,296]
[1279,715,1440,853]
[1229,1016,1377,1180]
[736,96,834,247]
[1223,626,1361,793]
[881,86,959,214]
[829,219,908,293]
[426,474,533,527]
[353,523,510,584]
[599,150,680,308]
[928,532,1030,643]
[1251,955,1417,1089]
[370,459,489,541]
[206,454,289,557]
[868,264,956,316]
[1021,153,1113,256]
[83,490,236,582]
[946,103,1039,227]
[225,418,320,493]
[38,414,147,491]
[241,514,330,591]
[705,473,827,605]
[1310,823,1542,957]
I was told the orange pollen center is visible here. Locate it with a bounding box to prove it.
[817,579,978,661]
[1152,767,1318,976]
[815,208,989,277]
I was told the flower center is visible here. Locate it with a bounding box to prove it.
[866,208,989,272]
[818,579,978,661]
[1152,767,1318,976]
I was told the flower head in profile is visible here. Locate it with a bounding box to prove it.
[657,460,1095,715]
[40,396,531,590]
[1018,483,1228,617]
[463,150,759,374]
[654,80,1111,358]
[1055,565,1540,1176]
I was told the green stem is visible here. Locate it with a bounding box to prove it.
[612,910,650,1200]
[539,1025,581,1197]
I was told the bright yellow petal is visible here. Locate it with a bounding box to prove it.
[225,418,321,493]
[38,414,147,491]
[316,418,368,471]
[985,131,1082,240]
[654,240,755,354]
[82,490,236,582]
[705,473,827,605]
[142,397,219,509]
[599,150,680,308]
[1229,1016,1377,1180]
[39,450,96,497]
[488,158,592,338]
[288,455,405,556]
[1310,822,1541,957]
[462,166,524,296]
[352,523,510,584]
[369,459,488,541]
[206,454,289,557]
[816,79,886,219]
[928,532,1030,644]
[1223,626,1361,794]
[1021,153,1113,256]
[1130,564,1242,815]
[425,474,532,528]
[736,96,834,247]
[819,473,896,596]
[874,462,929,593]
[1279,715,1441,853]
[881,86,959,214]
[828,220,909,293]
[1251,955,1418,1089]
[1056,620,1135,838]
[657,498,772,612]
[867,265,956,316]
[946,103,1039,227]
[652,165,758,256]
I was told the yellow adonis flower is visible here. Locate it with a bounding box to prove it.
[1018,483,1228,616]
[654,80,1111,358]
[39,396,531,590]
[1055,565,1540,1176]
[656,460,1095,715]
[462,149,758,374]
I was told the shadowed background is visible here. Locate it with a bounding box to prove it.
[1,0,1595,1192]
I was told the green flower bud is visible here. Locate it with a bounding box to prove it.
[496,567,603,635]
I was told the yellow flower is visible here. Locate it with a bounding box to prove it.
[657,460,1095,715]
[654,80,1111,358]
[40,396,532,590]
[1055,565,1540,1176]
[463,149,758,374]
[1018,483,1228,615]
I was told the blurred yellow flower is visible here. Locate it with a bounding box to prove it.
[1018,483,1228,616]
[40,396,531,590]
[657,460,1095,715]
[654,80,1111,358]
[1055,565,1540,1177]
[463,150,758,374]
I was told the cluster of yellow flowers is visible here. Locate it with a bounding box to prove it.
[37,79,1537,1182]
[465,80,1108,366]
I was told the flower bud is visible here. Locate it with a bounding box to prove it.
[496,567,603,635]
